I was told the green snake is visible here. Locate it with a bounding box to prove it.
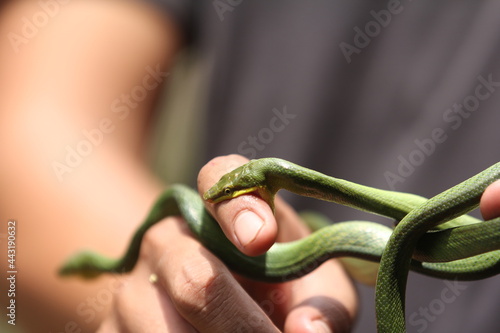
[60,158,500,332]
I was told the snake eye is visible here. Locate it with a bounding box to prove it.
[223,187,232,195]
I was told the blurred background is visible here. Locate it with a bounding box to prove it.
[1,0,500,332]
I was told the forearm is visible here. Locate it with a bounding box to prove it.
[0,0,180,330]
[0,150,163,331]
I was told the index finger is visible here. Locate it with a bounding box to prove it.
[480,179,500,220]
[197,155,278,256]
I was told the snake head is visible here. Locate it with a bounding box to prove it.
[203,160,276,211]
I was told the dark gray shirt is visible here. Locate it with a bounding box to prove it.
[149,1,500,332]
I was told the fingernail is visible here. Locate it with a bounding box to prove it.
[234,211,264,248]
[312,320,332,333]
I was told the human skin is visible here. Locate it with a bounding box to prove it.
[0,1,357,332]
[1,0,498,331]
[481,180,500,221]
[99,154,358,332]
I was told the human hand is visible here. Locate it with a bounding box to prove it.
[98,155,357,332]
[196,155,357,332]
[98,213,284,332]
[481,180,500,220]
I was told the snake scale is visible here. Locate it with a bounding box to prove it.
[60,158,500,332]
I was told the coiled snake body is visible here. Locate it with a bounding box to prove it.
[60,158,500,332]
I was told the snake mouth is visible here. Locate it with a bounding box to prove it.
[203,186,259,203]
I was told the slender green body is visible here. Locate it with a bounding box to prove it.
[60,158,500,332]
[375,162,500,332]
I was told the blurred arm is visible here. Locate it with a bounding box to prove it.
[0,0,180,331]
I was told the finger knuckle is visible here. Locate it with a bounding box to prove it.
[140,217,184,262]
[170,257,234,324]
